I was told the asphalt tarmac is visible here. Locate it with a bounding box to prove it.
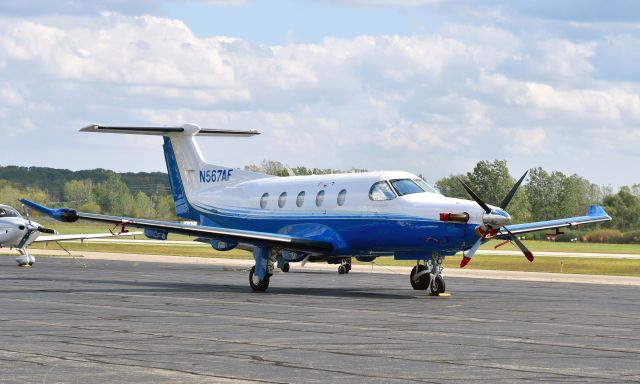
[1,256,639,383]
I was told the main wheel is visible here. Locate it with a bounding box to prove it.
[410,265,430,290]
[249,266,270,292]
[281,262,290,273]
[338,265,347,274]
[430,275,445,295]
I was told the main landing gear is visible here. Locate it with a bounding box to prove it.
[250,246,277,292]
[249,266,270,291]
[338,258,351,274]
[410,255,446,295]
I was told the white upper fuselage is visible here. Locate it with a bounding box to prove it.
[188,170,489,224]
[0,205,41,248]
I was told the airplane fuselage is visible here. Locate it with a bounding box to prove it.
[185,171,491,257]
[0,206,41,249]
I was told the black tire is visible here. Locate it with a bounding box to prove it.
[249,266,270,292]
[281,262,290,273]
[430,275,446,295]
[338,265,346,274]
[410,265,430,290]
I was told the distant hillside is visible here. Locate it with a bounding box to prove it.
[0,166,170,200]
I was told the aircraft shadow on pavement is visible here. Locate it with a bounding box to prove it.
[9,276,413,300]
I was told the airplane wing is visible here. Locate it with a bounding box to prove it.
[19,199,334,254]
[33,232,143,243]
[498,205,611,236]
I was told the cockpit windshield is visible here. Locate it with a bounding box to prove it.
[0,206,22,218]
[413,178,439,194]
[389,179,424,196]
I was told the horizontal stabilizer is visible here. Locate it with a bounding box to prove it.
[80,124,260,137]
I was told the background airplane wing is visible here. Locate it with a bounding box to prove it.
[20,199,334,254]
[33,232,143,243]
[499,205,611,236]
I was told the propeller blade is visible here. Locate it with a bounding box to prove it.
[499,171,528,210]
[38,227,56,234]
[21,204,32,226]
[457,178,492,214]
[460,237,483,268]
[502,227,534,262]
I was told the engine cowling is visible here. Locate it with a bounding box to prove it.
[53,208,79,223]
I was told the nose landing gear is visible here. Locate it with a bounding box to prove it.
[409,256,446,295]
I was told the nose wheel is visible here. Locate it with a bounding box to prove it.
[430,275,446,295]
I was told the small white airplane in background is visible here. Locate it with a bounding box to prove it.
[22,124,611,295]
[0,203,140,266]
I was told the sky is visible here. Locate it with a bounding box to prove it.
[1,0,639,188]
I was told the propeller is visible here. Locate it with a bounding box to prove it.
[458,171,532,267]
[21,202,57,235]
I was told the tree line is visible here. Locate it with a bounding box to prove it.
[1,160,639,242]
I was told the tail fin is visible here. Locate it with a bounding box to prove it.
[81,124,269,220]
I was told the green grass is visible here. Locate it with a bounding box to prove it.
[481,240,640,254]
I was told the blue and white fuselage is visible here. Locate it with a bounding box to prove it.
[190,171,484,256]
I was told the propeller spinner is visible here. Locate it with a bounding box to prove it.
[458,171,531,267]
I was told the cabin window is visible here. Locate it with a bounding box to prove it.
[260,193,269,209]
[369,181,395,201]
[337,189,347,206]
[296,191,305,207]
[390,179,424,196]
[315,190,325,207]
[278,192,287,208]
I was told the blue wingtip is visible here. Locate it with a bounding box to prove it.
[19,198,79,223]
[19,198,53,215]
[588,205,609,217]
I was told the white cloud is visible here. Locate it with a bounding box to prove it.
[1,9,639,187]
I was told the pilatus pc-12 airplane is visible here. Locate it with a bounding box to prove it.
[22,124,611,294]
[0,204,140,266]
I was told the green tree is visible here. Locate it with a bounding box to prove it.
[132,191,156,217]
[602,187,640,231]
[435,174,469,199]
[93,172,133,215]
[78,201,101,213]
[468,160,530,223]
[153,194,175,218]
[63,179,94,208]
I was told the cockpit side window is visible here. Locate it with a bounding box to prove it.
[0,206,21,218]
[369,181,396,201]
[389,179,425,196]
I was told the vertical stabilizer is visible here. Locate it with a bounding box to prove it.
[80,123,269,220]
